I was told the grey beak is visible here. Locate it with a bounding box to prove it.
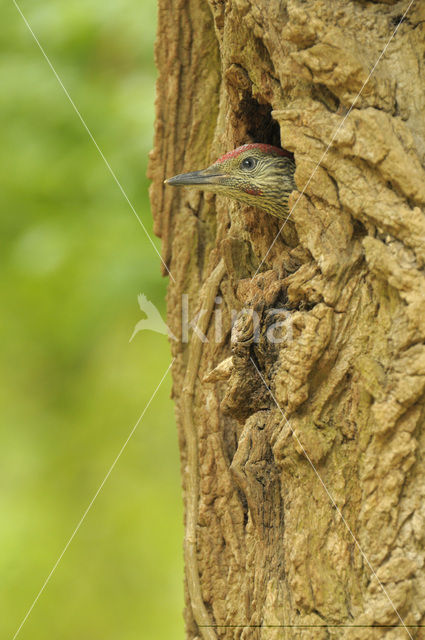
[164,167,226,187]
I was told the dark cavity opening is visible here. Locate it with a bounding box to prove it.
[236,94,288,153]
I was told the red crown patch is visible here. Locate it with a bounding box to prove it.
[215,143,292,164]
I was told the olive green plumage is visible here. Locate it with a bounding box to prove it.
[165,143,296,220]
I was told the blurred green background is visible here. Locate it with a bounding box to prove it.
[1,1,184,638]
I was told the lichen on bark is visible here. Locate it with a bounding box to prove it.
[148,1,425,638]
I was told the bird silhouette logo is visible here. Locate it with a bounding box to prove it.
[129,294,176,342]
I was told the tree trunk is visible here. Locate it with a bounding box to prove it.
[148,1,425,638]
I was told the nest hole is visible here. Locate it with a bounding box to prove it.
[236,94,291,154]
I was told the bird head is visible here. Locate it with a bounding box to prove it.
[165,143,296,219]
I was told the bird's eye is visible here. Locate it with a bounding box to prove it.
[241,157,257,170]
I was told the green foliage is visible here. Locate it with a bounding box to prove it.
[0,1,183,638]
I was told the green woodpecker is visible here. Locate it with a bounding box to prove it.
[165,143,296,219]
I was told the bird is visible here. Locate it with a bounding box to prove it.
[164,143,296,219]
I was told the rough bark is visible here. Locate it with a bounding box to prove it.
[148,1,425,638]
